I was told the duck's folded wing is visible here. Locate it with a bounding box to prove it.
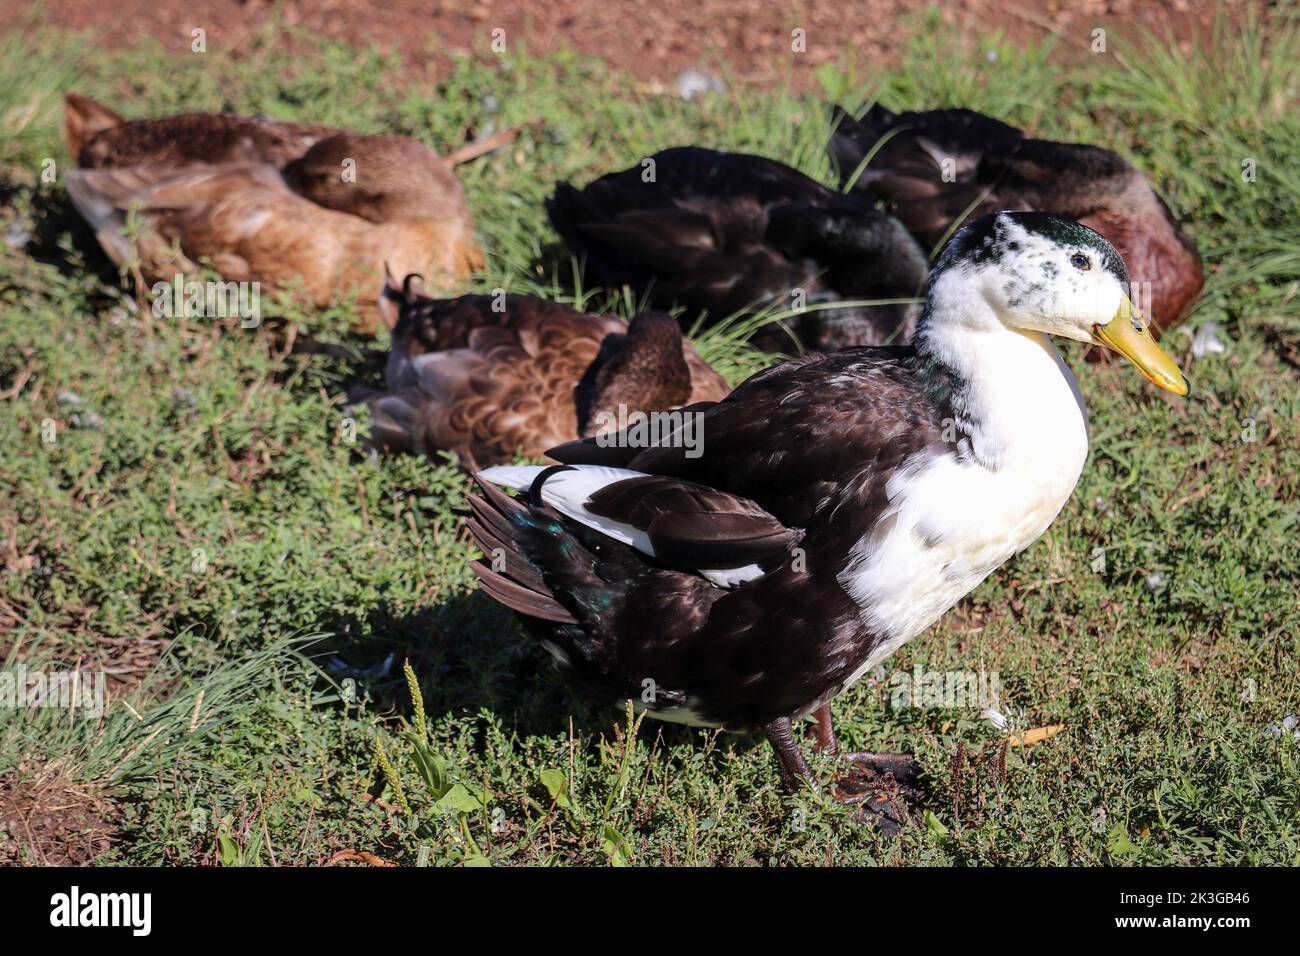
[583,473,802,571]
[548,178,804,316]
[64,163,211,269]
[976,138,1136,211]
[549,348,946,530]
[64,162,303,278]
[403,347,527,463]
[66,162,288,222]
[64,161,376,292]
[558,200,778,304]
[573,207,719,261]
[481,464,801,586]
[830,104,1023,185]
[383,338,587,466]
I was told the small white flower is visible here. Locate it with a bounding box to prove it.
[981,706,1008,731]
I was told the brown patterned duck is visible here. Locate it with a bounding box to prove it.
[829,105,1204,336]
[62,93,483,334]
[366,275,730,471]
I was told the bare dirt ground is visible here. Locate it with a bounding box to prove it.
[0,776,118,865]
[2,0,1240,86]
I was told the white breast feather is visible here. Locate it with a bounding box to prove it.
[836,327,1091,693]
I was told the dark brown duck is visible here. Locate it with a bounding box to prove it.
[829,104,1204,336]
[367,277,730,472]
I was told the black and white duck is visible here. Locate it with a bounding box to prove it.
[829,104,1204,337]
[547,146,929,352]
[465,212,1186,822]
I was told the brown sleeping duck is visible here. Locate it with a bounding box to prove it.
[829,105,1204,336]
[366,276,731,471]
[62,93,483,335]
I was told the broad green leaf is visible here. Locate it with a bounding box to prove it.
[540,768,572,809]
[603,825,632,866]
[924,811,949,838]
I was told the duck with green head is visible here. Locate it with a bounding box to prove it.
[465,212,1187,827]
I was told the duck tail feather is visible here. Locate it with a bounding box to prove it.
[470,562,578,624]
[465,513,548,594]
[467,476,622,646]
[63,170,135,266]
[467,475,583,624]
[364,391,424,454]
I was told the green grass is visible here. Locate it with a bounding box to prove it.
[1,8,1298,865]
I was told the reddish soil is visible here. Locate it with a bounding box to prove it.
[1,0,1244,85]
[0,776,119,865]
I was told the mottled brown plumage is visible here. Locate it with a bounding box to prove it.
[830,105,1204,336]
[62,93,483,334]
[65,94,335,170]
[367,279,730,470]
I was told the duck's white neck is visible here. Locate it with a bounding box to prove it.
[834,268,1094,659]
[917,270,1090,472]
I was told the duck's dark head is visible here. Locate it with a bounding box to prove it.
[582,312,694,438]
[924,211,1188,395]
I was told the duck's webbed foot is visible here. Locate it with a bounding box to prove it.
[833,752,923,835]
[768,714,922,834]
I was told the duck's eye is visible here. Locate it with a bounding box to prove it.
[1069,253,1091,271]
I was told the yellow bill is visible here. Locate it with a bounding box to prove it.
[1093,294,1189,396]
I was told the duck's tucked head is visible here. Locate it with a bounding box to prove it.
[927,211,1188,395]
[284,133,462,223]
[582,312,694,438]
